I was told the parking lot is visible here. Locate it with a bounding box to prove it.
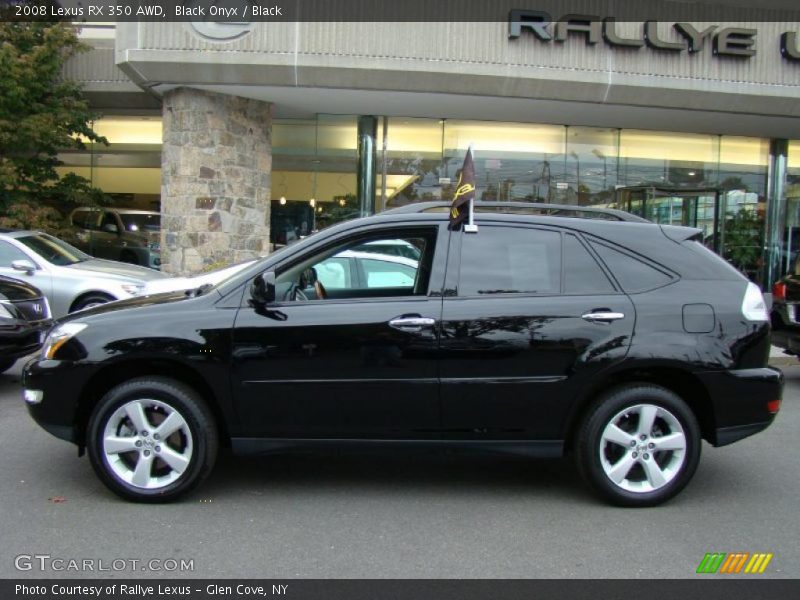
[1,359,798,579]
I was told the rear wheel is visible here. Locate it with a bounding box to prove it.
[87,377,218,502]
[0,359,16,374]
[576,384,701,507]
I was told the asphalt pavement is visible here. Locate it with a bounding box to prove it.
[1,358,798,579]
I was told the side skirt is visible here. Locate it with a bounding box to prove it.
[231,438,564,458]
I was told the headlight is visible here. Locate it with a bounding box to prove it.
[42,323,87,360]
[121,284,144,296]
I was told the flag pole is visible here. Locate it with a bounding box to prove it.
[464,144,478,233]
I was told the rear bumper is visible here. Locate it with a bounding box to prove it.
[697,367,783,447]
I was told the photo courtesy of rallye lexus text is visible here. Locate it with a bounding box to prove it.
[22,201,782,507]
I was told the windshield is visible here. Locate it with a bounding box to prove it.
[119,213,160,233]
[18,234,91,266]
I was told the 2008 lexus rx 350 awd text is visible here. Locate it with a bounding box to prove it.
[22,202,782,506]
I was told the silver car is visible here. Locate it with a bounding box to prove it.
[0,230,167,317]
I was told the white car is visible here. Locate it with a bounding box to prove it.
[0,230,167,317]
[143,260,256,295]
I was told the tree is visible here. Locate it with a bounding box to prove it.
[0,8,107,233]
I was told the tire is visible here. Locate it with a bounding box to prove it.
[575,383,701,507]
[70,293,114,313]
[87,377,218,503]
[0,359,16,374]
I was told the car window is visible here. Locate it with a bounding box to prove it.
[315,257,351,289]
[563,234,616,294]
[119,213,160,233]
[458,226,561,295]
[16,234,90,266]
[101,212,118,232]
[589,240,674,293]
[275,229,435,300]
[0,240,29,267]
[360,258,416,288]
[71,210,96,229]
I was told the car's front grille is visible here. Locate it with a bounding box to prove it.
[12,297,50,322]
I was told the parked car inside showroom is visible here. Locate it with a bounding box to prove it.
[23,202,781,506]
[70,207,161,270]
[0,229,167,317]
[0,275,51,374]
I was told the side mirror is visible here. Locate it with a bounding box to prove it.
[250,271,276,305]
[11,259,36,275]
[103,223,119,234]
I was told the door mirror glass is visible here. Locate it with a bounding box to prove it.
[250,271,276,305]
[103,223,119,234]
[11,259,36,274]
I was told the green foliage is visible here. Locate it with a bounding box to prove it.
[723,208,764,277]
[0,12,107,233]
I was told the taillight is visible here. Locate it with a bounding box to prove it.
[741,282,769,322]
[773,282,787,302]
[767,399,781,415]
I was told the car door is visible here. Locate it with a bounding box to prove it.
[439,224,635,441]
[230,224,448,438]
[91,211,121,260]
[0,240,53,300]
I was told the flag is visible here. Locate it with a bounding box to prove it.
[449,147,476,231]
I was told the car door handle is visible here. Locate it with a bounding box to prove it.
[389,316,436,332]
[582,311,625,323]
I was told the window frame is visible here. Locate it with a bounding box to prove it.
[260,224,443,307]
[452,224,624,299]
[585,235,678,294]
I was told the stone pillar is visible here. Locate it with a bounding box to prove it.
[160,88,272,275]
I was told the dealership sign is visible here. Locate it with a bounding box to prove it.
[508,10,800,62]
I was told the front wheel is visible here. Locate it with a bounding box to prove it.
[576,384,701,507]
[87,377,218,502]
[71,293,115,313]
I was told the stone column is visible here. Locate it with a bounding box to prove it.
[160,88,272,275]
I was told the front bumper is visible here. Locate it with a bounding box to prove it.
[697,367,783,447]
[22,357,94,445]
[0,320,51,361]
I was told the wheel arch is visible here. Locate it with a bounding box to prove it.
[69,290,116,313]
[563,365,715,452]
[75,358,230,451]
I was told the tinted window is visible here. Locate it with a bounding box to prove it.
[563,234,615,294]
[459,227,561,295]
[589,241,673,292]
[71,210,93,228]
[0,241,29,267]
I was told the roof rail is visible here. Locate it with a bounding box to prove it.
[383,201,650,223]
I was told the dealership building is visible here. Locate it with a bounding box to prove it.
[59,2,800,288]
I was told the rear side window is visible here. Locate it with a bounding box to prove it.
[71,210,94,229]
[589,240,674,293]
[563,234,615,294]
[459,226,561,295]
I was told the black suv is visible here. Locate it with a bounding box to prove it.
[1,275,51,374]
[23,202,782,506]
